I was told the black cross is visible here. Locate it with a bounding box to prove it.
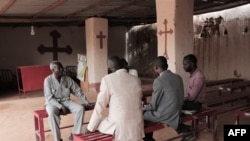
[38,30,72,60]
[96,31,106,49]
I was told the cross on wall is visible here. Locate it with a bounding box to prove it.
[37,30,72,60]
[159,19,173,59]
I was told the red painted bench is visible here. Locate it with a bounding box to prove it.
[73,108,217,141]
[235,105,250,125]
[34,103,95,141]
[167,108,217,141]
[142,90,217,141]
[74,132,113,141]
[73,121,165,141]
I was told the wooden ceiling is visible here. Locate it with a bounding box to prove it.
[0,0,249,27]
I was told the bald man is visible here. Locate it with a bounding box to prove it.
[44,60,93,141]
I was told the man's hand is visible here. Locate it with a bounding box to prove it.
[61,105,70,115]
[84,102,95,110]
[84,128,92,134]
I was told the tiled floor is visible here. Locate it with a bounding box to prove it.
[0,89,249,141]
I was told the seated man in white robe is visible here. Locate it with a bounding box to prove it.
[85,56,145,141]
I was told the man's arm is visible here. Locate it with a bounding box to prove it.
[87,78,110,132]
[69,78,90,105]
[187,77,204,101]
[143,79,163,111]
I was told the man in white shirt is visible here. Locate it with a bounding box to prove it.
[44,60,93,141]
[85,56,144,141]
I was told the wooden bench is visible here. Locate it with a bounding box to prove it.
[73,108,217,141]
[167,108,217,141]
[235,105,250,125]
[74,121,166,141]
[218,80,250,93]
[74,132,114,141]
[34,103,95,141]
[143,82,249,109]
[73,121,165,141]
[0,69,16,91]
[206,78,243,87]
[206,85,250,108]
[205,92,225,107]
[207,92,250,107]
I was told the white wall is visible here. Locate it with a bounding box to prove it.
[0,26,127,74]
[193,4,250,80]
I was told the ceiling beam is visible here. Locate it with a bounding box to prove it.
[97,0,146,17]
[33,0,67,18]
[66,0,111,18]
[0,17,81,23]
[129,7,156,18]
[194,1,250,14]
[0,0,16,15]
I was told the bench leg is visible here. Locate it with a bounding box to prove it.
[206,115,211,129]
[212,112,217,141]
[34,116,39,141]
[39,117,45,141]
[193,118,199,138]
[34,115,45,141]
[235,112,240,125]
[194,110,218,141]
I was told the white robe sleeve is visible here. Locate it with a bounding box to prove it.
[87,77,111,132]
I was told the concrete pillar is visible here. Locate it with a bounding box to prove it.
[156,0,194,78]
[156,0,194,89]
[85,17,108,93]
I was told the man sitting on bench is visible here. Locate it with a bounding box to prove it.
[178,54,207,140]
[182,54,206,113]
[85,56,145,141]
[44,61,93,141]
[143,56,185,141]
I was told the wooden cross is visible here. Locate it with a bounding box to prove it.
[37,30,72,60]
[96,31,106,49]
[159,19,173,59]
